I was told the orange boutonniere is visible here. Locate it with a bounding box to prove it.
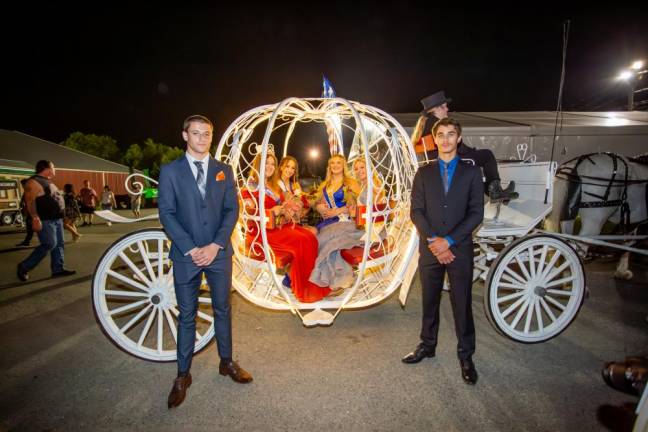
[216,171,225,181]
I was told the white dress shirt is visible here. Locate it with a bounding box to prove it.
[185,152,211,181]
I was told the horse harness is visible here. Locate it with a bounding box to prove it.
[555,152,648,232]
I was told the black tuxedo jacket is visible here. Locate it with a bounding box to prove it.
[410,159,484,260]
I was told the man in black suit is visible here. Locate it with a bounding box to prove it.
[403,117,484,385]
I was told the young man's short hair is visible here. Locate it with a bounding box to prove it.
[35,160,52,174]
[182,115,214,132]
[432,117,462,137]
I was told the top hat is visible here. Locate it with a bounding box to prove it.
[420,91,452,113]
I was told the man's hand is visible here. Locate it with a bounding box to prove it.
[434,248,455,265]
[191,244,221,267]
[428,237,450,256]
[32,217,42,232]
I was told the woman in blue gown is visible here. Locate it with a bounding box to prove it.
[308,155,364,292]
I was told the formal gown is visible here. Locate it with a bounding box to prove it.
[309,185,364,289]
[241,187,330,303]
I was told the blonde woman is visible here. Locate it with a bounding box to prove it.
[308,154,364,292]
[351,158,386,206]
[241,153,330,303]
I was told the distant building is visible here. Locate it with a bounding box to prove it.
[0,130,133,197]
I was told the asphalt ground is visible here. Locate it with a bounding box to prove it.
[0,210,646,431]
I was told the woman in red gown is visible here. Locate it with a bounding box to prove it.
[241,153,330,303]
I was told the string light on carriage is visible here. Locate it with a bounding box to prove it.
[309,148,320,160]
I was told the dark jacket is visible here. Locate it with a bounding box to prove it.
[158,156,239,263]
[410,160,484,260]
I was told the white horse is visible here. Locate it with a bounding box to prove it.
[545,153,648,279]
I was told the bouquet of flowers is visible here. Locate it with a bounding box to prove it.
[281,192,304,225]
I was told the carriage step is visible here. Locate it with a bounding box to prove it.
[302,308,335,327]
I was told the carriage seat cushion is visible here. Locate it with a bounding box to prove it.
[340,239,391,266]
[241,239,293,268]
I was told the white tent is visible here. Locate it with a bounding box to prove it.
[391,111,648,163]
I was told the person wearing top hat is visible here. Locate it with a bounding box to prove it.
[411,90,518,201]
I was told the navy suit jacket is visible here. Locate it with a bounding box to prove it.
[158,156,239,265]
[410,159,484,261]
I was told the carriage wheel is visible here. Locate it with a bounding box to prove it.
[92,228,215,361]
[484,234,585,343]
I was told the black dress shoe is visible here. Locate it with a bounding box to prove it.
[219,360,253,383]
[460,358,478,385]
[402,345,435,364]
[17,264,28,282]
[167,373,192,409]
[52,269,76,278]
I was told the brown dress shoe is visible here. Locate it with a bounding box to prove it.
[167,374,192,409]
[219,360,253,383]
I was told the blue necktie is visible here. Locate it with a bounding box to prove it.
[194,161,206,199]
[442,164,449,194]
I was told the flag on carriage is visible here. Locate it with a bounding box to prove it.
[322,75,341,154]
[322,75,336,98]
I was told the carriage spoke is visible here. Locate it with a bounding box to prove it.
[527,246,536,278]
[109,299,149,316]
[501,295,527,319]
[106,270,150,293]
[545,275,576,289]
[120,304,152,334]
[164,309,177,344]
[501,273,523,285]
[497,291,525,304]
[498,282,527,290]
[539,298,557,323]
[510,298,530,329]
[536,245,549,276]
[104,289,149,298]
[503,265,528,285]
[118,251,151,285]
[137,241,157,283]
[157,239,165,279]
[197,310,214,323]
[546,288,575,297]
[544,261,571,284]
[137,307,157,347]
[515,255,532,281]
[157,308,163,353]
[539,250,562,281]
[545,295,566,311]
[523,298,535,334]
[535,299,544,332]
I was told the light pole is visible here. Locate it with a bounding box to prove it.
[617,60,647,111]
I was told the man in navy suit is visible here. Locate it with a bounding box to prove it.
[159,115,252,409]
[403,117,484,385]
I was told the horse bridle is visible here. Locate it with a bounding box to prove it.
[554,152,647,231]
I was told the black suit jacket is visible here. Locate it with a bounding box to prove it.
[410,159,484,261]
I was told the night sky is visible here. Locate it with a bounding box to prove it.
[2,5,647,151]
